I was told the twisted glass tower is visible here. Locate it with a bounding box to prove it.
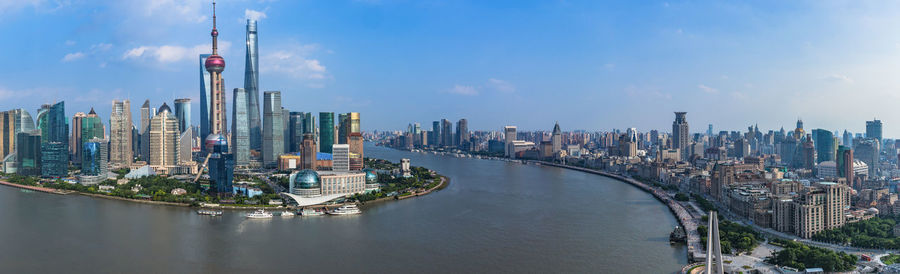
[244,19,262,152]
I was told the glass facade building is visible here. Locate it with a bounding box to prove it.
[16,131,41,176]
[244,19,262,152]
[263,91,283,166]
[174,98,191,133]
[813,129,834,163]
[231,88,250,165]
[206,134,234,194]
[199,54,212,141]
[289,112,303,152]
[319,112,334,153]
[81,139,108,176]
[39,102,68,178]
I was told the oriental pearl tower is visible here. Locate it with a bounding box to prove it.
[205,1,227,142]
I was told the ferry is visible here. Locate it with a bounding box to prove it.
[280,211,296,217]
[301,208,326,216]
[669,226,686,244]
[246,209,273,219]
[328,204,361,215]
[197,209,223,216]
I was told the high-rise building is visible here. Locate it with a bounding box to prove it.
[837,145,854,188]
[866,119,882,142]
[776,182,850,238]
[76,109,104,167]
[282,108,290,154]
[174,98,191,133]
[199,53,212,141]
[16,130,41,176]
[70,112,86,164]
[854,138,879,177]
[349,132,364,170]
[301,133,317,170]
[244,19,262,152]
[205,2,227,137]
[432,121,441,147]
[319,112,334,153]
[231,88,250,166]
[263,91,283,166]
[140,100,152,162]
[178,128,194,165]
[457,118,469,149]
[441,119,452,147]
[289,112,304,152]
[338,113,349,144]
[349,112,360,135]
[0,109,34,162]
[109,100,133,166]
[332,144,350,172]
[149,104,180,167]
[842,130,853,147]
[801,134,816,170]
[39,102,68,178]
[205,134,234,194]
[504,126,517,158]
[80,137,108,184]
[302,112,315,134]
[812,129,834,163]
[672,112,689,161]
[551,122,561,154]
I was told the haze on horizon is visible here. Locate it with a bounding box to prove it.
[0,1,898,136]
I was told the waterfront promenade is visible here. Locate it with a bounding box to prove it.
[0,180,74,195]
[532,161,705,262]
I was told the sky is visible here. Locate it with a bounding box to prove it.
[1,0,900,136]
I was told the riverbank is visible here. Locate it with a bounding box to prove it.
[359,175,448,206]
[0,180,76,195]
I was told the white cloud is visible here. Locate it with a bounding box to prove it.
[487,78,515,93]
[140,0,207,23]
[91,43,113,51]
[824,74,854,83]
[731,91,748,100]
[65,40,76,46]
[245,9,267,21]
[0,0,67,14]
[260,43,328,81]
[446,85,479,96]
[604,63,616,70]
[62,52,85,62]
[122,42,231,63]
[698,84,718,94]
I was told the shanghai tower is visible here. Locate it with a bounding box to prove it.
[244,19,262,152]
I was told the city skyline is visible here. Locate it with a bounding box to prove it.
[3,1,900,135]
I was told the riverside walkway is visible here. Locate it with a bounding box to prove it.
[0,180,74,195]
[532,161,705,262]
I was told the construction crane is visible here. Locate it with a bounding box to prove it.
[193,153,214,183]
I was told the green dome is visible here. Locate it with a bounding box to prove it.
[362,168,377,183]
[293,169,320,189]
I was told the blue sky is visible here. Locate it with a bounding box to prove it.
[1,1,900,136]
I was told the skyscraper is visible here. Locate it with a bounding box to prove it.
[149,103,179,167]
[80,137,108,184]
[302,133,317,170]
[231,88,250,166]
[76,109,104,167]
[866,119,882,142]
[263,91,283,166]
[349,112,360,135]
[338,113,349,144]
[140,100,152,162]
[39,102,67,178]
[319,112,334,153]
[837,145,854,188]
[812,129,834,163]
[504,126,517,158]
[199,53,212,140]
[205,134,234,194]
[70,112,86,164]
[457,118,469,149]
[174,98,191,133]
[672,112,689,161]
[289,112,304,152]
[441,119,452,148]
[282,108,290,154]
[244,19,262,152]
[349,132,364,170]
[332,144,350,172]
[16,131,41,176]
[432,121,441,147]
[205,1,227,136]
[109,100,132,166]
[0,109,33,162]
[551,122,561,154]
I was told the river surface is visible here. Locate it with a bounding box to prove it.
[0,144,686,273]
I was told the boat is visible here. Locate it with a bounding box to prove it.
[280,211,295,217]
[301,208,326,216]
[246,209,273,219]
[328,204,361,215]
[669,226,686,244]
[197,209,223,216]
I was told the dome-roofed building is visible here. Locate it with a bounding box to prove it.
[157,103,172,116]
[290,169,321,197]
[362,168,380,191]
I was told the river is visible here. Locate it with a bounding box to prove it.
[0,144,686,273]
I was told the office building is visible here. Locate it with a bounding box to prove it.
[140,100,152,162]
[70,112,86,164]
[504,126,517,158]
[332,144,350,172]
[231,88,250,166]
[199,53,212,140]
[441,119,452,147]
[338,113,349,144]
[282,108,290,154]
[812,129,834,163]
[109,100,133,166]
[551,122,562,154]
[302,133,317,170]
[80,137,108,185]
[75,109,104,166]
[244,19,262,152]
[0,109,34,161]
[432,121,441,147]
[205,134,234,194]
[349,132,363,171]
[149,103,180,168]
[866,119,883,142]
[672,112,689,161]
[16,131,41,176]
[174,98,191,133]
[319,112,335,153]
[854,138,879,177]
[263,91,283,166]
[39,102,68,178]
[178,128,194,165]
[457,118,469,149]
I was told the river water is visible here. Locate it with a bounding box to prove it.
[0,144,686,273]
